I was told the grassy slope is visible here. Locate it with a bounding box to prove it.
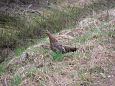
[0,0,115,86]
[0,0,114,50]
[1,9,115,86]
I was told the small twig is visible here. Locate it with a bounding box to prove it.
[2,78,8,86]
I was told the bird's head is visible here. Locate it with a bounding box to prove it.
[43,30,57,42]
[43,30,51,35]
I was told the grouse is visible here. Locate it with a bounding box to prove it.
[45,30,78,54]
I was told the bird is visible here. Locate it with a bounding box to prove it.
[44,30,78,54]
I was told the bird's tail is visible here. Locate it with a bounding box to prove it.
[64,46,78,53]
[68,47,78,52]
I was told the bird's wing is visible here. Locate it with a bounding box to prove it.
[52,43,66,53]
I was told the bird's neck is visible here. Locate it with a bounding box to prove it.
[46,33,58,43]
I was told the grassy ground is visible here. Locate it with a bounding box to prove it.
[0,0,115,86]
[0,7,115,86]
[0,0,114,50]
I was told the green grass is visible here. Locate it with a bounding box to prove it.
[0,0,114,85]
[0,64,5,76]
[14,47,26,57]
[108,30,115,38]
[89,66,105,74]
[26,67,38,78]
[1,0,114,51]
[75,28,102,44]
[51,52,64,61]
[11,75,22,86]
[78,69,92,86]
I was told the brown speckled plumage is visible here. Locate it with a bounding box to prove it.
[45,31,78,53]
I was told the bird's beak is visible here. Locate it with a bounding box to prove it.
[43,30,50,34]
[42,30,47,33]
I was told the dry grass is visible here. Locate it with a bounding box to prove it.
[1,8,115,85]
[0,0,115,86]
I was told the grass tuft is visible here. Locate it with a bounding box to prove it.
[51,52,64,61]
[14,47,26,57]
[11,75,22,86]
[0,64,5,76]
